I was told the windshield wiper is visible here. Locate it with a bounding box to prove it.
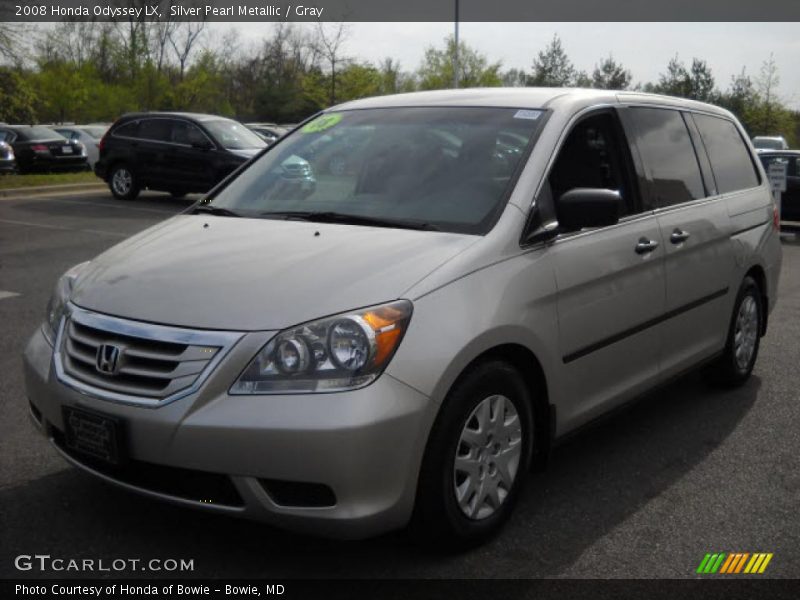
[259,211,440,231]
[191,204,242,217]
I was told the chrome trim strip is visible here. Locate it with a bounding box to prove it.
[54,303,243,408]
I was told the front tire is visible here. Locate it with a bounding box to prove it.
[109,164,140,200]
[411,360,534,548]
[707,276,762,387]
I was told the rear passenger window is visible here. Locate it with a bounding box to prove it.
[138,119,171,142]
[692,114,760,193]
[629,108,705,206]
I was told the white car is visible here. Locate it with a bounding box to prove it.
[53,125,107,168]
[752,135,789,151]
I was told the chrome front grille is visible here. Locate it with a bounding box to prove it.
[56,305,242,406]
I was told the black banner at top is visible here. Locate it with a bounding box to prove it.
[2,0,800,22]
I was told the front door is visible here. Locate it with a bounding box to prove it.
[543,110,666,428]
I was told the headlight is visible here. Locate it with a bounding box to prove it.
[43,262,89,345]
[231,300,413,394]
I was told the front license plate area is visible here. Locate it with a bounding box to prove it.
[63,407,124,465]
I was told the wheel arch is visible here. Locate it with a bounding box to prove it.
[441,342,554,469]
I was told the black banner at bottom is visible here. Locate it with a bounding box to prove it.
[4,579,800,600]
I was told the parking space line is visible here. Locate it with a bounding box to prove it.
[0,291,20,301]
[0,218,128,237]
[0,193,190,215]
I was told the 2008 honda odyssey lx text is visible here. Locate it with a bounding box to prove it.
[24,89,782,546]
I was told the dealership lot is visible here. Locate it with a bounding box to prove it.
[1,190,799,578]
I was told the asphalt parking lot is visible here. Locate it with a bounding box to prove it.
[1,189,799,579]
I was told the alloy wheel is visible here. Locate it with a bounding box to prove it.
[453,394,523,520]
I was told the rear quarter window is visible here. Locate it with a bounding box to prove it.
[692,114,760,194]
[113,121,140,138]
[629,107,706,207]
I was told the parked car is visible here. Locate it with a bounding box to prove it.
[245,123,287,145]
[94,112,269,200]
[0,140,16,173]
[0,125,89,173]
[52,125,107,168]
[752,135,789,151]
[24,89,781,547]
[758,150,800,222]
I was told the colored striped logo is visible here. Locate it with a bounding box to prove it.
[696,552,773,574]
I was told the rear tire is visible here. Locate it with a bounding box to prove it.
[411,360,534,549]
[108,164,140,200]
[706,276,762,387]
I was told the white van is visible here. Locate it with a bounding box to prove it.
[24,89,782,547]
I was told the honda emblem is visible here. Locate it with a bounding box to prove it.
[95,344,121,375]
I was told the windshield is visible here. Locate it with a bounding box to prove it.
[203,119,266,150]
[209,107,543,234]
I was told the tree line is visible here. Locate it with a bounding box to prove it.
[0,23,797,144]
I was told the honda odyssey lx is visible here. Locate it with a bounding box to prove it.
[24,88,782,546]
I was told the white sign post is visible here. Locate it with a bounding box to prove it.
[768,161,788,221]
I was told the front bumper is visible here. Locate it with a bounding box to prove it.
[23,325,435,539]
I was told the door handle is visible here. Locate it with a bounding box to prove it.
[635,237,659,254]
[670,228,691,244]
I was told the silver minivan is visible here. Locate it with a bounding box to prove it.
[24,89,782,546]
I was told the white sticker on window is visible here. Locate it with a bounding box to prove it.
[513,110,542,120]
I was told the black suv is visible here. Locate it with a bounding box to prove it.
[95,112,267,200]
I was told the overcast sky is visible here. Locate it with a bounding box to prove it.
[225,22,800,109]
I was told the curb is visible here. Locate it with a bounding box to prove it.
[0,182,106,199]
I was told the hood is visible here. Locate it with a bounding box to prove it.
[71,215,477,331]
[229,148,262,159]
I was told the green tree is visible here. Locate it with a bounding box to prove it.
[529,35,576,87]
[656,55,691,97]
[574,71,592,87]
[33,61,93,123]
[591,55,632,90]
[417,36,502,90]
[336,63,383,102]
[718,68,758,132]
[0,67,36,122]
[688,58,716,102]
[502,68,528,87]
[753,53,791,136]
[168,51,233,115]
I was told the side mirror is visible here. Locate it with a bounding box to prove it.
[556,188,622,231]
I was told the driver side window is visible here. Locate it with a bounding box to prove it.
[547,112,637,218]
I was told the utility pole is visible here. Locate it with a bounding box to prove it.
[453,0,459,89]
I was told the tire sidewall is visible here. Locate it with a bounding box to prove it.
[416,361,534,545]
[725,277,762,380]
[109,164,138,200]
